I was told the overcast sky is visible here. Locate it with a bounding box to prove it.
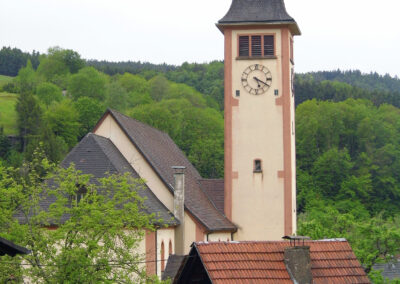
[1,0,399,77]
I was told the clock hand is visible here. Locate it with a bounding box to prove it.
[253,76,268,86]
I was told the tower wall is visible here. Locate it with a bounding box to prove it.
[224,26,296,240]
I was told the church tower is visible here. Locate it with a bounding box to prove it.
[217,0,301,240]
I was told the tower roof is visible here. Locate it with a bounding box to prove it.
[217,0,300,35]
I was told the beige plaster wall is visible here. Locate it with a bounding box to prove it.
[157,228,175,278]
[207,232,232,242]
[183,212,197,254]
[94,114,174,212]
[230,28,288,240]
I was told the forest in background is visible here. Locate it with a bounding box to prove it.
[1,46,400,282]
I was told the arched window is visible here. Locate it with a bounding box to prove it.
[169,240,172,256]
[161,241,165,272]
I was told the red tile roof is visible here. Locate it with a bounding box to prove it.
[193,240,370,284]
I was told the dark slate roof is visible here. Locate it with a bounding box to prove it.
[373,261,400,280]
[218,0,300,35]
[219,0,294,23]
[61,133,178,226]
[162,254,186,281]
[198,179,224,214]
[15,134,178,226]
[96,109,236,232]
[0,237,31,256]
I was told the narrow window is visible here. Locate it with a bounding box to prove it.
[76,185,87,203]
[168,240,172,256]
[161,241,165,272]
[239,36,249,57]
[264,35,274,56]
[254,160,262,172]
[251,35,262,56]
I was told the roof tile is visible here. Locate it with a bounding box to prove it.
[191,240,370,283]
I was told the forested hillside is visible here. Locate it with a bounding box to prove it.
[1,46,400,282]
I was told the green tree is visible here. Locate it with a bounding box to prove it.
[118,73,149,94]
[105,81,129,112]
[68,67,107,101]
[149,75,169,101]
[44,100,80,148]
[0,151,158,283]
[74,96,106,138]
[15,92,43,151]
[36,82,63,107]
[15,60,37,94]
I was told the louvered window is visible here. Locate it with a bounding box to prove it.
[238,34,275,58]
[264,35,274,56]
[251,36,262,56]
[239,36,249,57]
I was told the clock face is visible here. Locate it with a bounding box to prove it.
[241,64,272,95]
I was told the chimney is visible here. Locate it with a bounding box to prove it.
[172,166,186,255]
[283,236,313,284]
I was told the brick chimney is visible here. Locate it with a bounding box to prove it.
[172,166,186,255]
[284,246,313,284]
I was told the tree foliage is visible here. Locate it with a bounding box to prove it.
[68,67,107,101]
[36,82,63,107]
[0,150,157,283]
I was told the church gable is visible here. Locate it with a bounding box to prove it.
[93,109,236,233]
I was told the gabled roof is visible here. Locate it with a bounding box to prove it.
[217,0,300,35]
[61,133,178,226]
[162,255,187,281]
[94,109,236,232]
[0,237,31,256]
[175,240,370,283]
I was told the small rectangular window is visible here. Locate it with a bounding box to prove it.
[254,160,262,172]
[239,36,249,57]
[264,35,274,56]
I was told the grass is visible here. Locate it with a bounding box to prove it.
[0,92,18,135]
[0,75,13,86]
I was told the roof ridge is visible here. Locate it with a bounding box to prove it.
[89,134,119,174]
[108,108,170,137]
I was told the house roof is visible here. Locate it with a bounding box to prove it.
[217,0,300,35]
[373,261,400,280]
[175,240,370,283]
[162,255,187,281]
[61,133,178,226]
[14,133,178,226]
[0,237,31,256]
[95,109,236,232]
[198,179,224,214]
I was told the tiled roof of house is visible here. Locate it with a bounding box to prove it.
[99,109,236,232]
[187,240,370,284]
[198,179,224,214]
